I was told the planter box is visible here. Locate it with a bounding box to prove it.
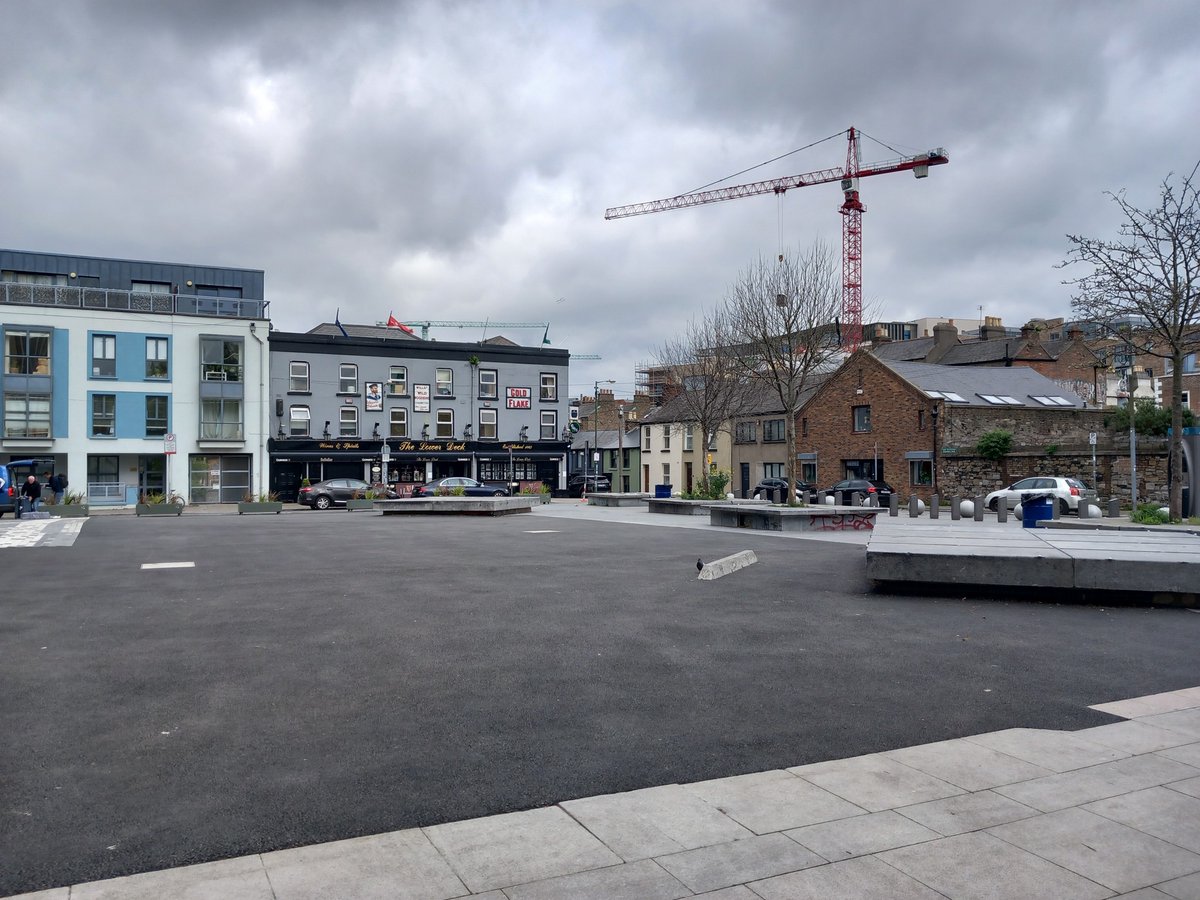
[136,503,183,517]
[520,493,552,504]
[346,499,377,511]
[49,504,89,518]
[238,501,283,515]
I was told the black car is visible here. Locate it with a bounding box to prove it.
[751,477,816,503]
[826,478,894,505]
[567,474,610,497]
[298,478,399,509]
[410,477,510,498]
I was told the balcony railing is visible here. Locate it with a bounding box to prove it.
[0,282,268,320]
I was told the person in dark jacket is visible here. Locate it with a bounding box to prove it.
[21,475,42,512]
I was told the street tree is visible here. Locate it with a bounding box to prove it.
[721,242,844,503]
[1062,163,1200,518]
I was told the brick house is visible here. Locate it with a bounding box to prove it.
[799,353,1109,501]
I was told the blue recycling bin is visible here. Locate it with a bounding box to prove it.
[1021,492,1054,528]
[655,484,673,499]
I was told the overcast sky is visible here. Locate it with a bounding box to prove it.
[4,1,1198,398]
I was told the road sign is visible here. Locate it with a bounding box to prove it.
[164,433,177,455]
[569,421,580,433]
[1089,432,1098,445]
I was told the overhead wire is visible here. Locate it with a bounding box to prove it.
[685,130,846,195]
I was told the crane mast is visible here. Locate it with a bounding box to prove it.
[605,127,948,350]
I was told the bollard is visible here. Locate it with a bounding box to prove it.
[997,501,1007,523]
[851,491,863,506]
[930,494,940,518]
[908,496,920,517]
[816,491,827,505]
[950,497,961,520]
[889,492,899,516]
[1107,498,1121,518]
[974,496,985,521]
[1051,499,1061,520]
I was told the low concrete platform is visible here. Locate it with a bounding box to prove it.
[867,520,1200,603]
[648,497,770,516]
[710,503,880,532]
[584,492,649,507]
[375,497,534,516]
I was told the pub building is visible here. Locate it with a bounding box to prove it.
[266,323,571,499]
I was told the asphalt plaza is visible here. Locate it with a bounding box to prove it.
[2,507,1199,895]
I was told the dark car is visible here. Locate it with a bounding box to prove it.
[410,477,510,498]
[751,477,816,503]
[0,462,15,518]
[567,474,610,497]
[298,478,398,509]
[826,478,894,505]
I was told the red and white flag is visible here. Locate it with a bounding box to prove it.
[387,314,414,335]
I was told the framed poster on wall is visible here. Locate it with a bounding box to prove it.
[365,382,383,411]
[413,383,430,412]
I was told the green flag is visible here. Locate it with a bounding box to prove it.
[542,325,551,345]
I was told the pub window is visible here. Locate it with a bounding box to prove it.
[478,369,497,399]
[6,328,52,375]
[339,406,358,436]
[289,361,310,392]
[540,409,557,440]
[436,408,454,438]
[389,407,408,438]
[540,372,557,401]
[92,334,116,378]
[389,366,407,396]
[289,405,311,436]
[145,396,168,436]
[338,363,358,394]
[146,337,168,379]
[92,394,116,437]
[852,405,872,432]
[479,408,497,440]
[436,368,453,396]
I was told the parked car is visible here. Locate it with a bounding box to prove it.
[826,478,895,505]
[0,462,14,518]
[751,477,817,503]
[298,478,399,509]
[567,474,611,497]
[410,477,510,498]
[985,476,1097,516]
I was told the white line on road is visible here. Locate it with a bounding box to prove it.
[524,530,560,534]
[140,562,196,570]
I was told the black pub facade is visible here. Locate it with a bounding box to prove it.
[267,324,571,499]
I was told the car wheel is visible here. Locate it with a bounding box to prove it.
[1059,498,1070,516]
[314,494,332,510]
[989,498,998,512]
[492,489,505,497]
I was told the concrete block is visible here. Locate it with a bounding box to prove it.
[698,550,758,580]
[949,498,960,520]
[973,496,985,521]
[929,495,939,518]
[997,502,1007,523]
[1107,498,1121,517]
[889,493,899,516]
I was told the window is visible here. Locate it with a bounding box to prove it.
[389,408,408,438]
[478,369,497,399]
[88,455,119,486]
[735,422,757,443]
[145,396,168,436]
[801,462,817,482]
[540,373,557,401]
[662,463,671,483]
[131,281,171,294]
[764,463,784,478]
[200,398,243,439]
[436,368,453,396]
[3,394,50,437]
[289,405,310,436]
[339,406,358,436]
[389,366,408,396]
[684,425,694,451]
[852,406,872,432]
[289,361,310,392]
[2,270,67,285]
[918,409,925,430]
[802,417,808,437]
[662,425,671,449]
[200,338,242,382]
[925,390,967,403]
[979,394,1023,405]
[92,334,116,377]
[339,363,358,394]
[479,408,497,440]
[1182,391,1191,407]
[540,410,557,440]
[643,426,651,450]
[910,459,933,486]
[146,338,168,378]
[763,419,786,442]
[5,328,51,375]
[1031,395,1074,407]
[92,394,116,436]
[436,409,454,438]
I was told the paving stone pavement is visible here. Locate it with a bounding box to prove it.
[0,517,86,548]
[7,686,1200,899]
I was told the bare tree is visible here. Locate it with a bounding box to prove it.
[653,309,750,495]
[1062,163,1200,518]
[722,242,844,503]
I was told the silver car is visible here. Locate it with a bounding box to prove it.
[985,476,1098,516]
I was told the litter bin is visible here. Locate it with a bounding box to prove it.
[1021,492,1054,528]
[654,484,673,499]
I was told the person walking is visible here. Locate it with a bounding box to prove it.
[48,471,66,504]
[21,475,42,513]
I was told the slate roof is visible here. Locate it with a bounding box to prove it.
[879,359,1088,408]
[935,338,1050,365]
[570,428,639,451]
[309,323,423,341]
[870,336,937,361]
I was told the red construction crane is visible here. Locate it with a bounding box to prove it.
[605,127,948,349]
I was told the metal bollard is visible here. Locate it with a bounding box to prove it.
[974,496,985,521]
[889,492,899,516]
[930,494,940,518]
[997,501,1007,523]
[1107,498,1121,517]
[950,497,961,520]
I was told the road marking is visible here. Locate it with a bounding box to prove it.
[140,562,196,570]
[524,530,560,534]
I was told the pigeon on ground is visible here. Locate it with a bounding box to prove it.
[696,558,704,572]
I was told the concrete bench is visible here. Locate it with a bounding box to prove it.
[709,504,880,532]
[649,498,770,516]
[375,497,534,516]
[585,493,650,507]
